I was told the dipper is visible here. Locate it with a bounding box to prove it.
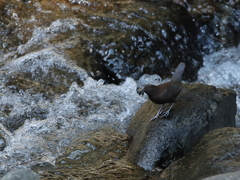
[138,62,185,121]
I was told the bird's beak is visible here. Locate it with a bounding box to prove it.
[137,86,145,95]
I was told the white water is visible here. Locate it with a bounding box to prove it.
[198,45,240,126]
[1,44,239,175]
[0,12,239,177]
[0,17,150,173]
[0,67,147,172]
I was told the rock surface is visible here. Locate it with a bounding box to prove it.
[0,0,203,84]
[203,170,240,180]
[161,127,240,180]
[126,83,237,170]
[40,127,153,180]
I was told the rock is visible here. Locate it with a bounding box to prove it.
[40,127,153,180]
[203,170,240,180]
[1,168,39,180]
[0,0,203,84]
[126,83,236,170]
[160,127,240,180]
[187,0,240,54]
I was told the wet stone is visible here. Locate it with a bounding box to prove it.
[126,83,237,170]
[40,127,153,180]
[0,0,203,84]
[160,127,240,180]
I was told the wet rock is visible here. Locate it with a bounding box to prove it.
[187,0,240,54]
[0,96,50,132]
[1,0,240,85]
[161,127,240,180]
[2,48,87,97]
[197,45,240,126]
[0,0,203,84]
[78,1,203,83]
[126,83,237,170]
[2,105,48,132]
[203,170,240,180]
[40,127,153,180]
[1,168,39,180]
[0,77,146,178]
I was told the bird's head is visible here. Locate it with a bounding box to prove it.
[137,84,157,96]
[137,86,145,95]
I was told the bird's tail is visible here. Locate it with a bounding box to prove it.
[171,62,185,83]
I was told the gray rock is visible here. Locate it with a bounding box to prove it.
[126,83,237,170]
[160,127,240,180]
[1,169,39,180]
[203,170,240,180]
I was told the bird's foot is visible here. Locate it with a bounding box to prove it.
[160,103,174,118]
[150,114,160,121]
[160,110,170,117]
[150,105,163,121]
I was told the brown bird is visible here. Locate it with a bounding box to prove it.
[138,62,185,121]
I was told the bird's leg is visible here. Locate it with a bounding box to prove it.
[161,103,174,117]
[150,105,164,121]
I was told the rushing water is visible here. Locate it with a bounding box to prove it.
[198,45,240,127]
[0,75,145,175]
[0,0,240,177]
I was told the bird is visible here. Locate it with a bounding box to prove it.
[138,62,185,121]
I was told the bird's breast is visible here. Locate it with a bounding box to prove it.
[148,83,181,104]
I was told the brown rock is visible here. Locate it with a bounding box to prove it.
[161,127,240,180]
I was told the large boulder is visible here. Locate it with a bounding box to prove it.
[126,83,237,170]
[161,127,240,180]
[203,170,240,180]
